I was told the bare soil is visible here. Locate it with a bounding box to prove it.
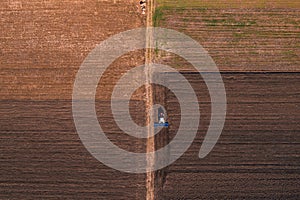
[162,72,300,199]
[154,2,300,199]
[1,0,300,199]
[0,0,149,199]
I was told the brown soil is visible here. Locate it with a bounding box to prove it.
[155,3,300,199]
[0,0,145,100]
[161,72,300,199]
[0,0,149,199]
[1,0,300,199]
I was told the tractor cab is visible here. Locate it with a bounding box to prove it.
[154,107,169,128]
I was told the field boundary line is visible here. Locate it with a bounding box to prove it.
[145,0,155,200]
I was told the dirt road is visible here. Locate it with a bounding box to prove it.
[145,0,155,200]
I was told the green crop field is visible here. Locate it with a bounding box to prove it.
[157,0,300,8]
[154,0,300,72]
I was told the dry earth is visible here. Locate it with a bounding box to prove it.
[1,0,150,199]
[154,1,300,199]
[1,0,300,199]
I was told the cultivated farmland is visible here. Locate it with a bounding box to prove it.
[154,0,300,198]
[1,0,299,199]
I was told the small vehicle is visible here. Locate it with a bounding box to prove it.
[154,107,169,128]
